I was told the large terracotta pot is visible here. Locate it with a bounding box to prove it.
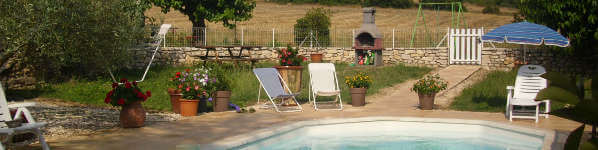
[418,93,436,110]
[179,99,199,116]
[214,91,231,112]
[350,88,367,107]
[120,101,145,128]
[310,53,323,63]
[273,66,303,93]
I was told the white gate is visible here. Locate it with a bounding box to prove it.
[448,28,483,65]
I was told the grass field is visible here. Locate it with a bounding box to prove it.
[40,62,430,111]
[145,0,516,30]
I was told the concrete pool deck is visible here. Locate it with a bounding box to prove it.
[45,66,583,150]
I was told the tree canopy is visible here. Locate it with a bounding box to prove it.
[520,0,598,71]
[151,0,256,29]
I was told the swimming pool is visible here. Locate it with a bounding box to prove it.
[202,117,555,150]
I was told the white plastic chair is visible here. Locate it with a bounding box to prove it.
[506,65,550,123]
[253,68,302,112]
[0,81,50,150]
[308,63,343,110]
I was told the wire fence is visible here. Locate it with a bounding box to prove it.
[161,26,512,49]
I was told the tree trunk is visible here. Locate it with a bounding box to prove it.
[191,19,206,47]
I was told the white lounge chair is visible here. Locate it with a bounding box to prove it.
[308,63,343,110]
[253,68,302,112]
[0,81,50,150]
[506,65,550,123]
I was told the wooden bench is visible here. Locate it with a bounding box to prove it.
[203,58,267,68]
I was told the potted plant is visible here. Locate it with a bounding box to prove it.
[411,74,447,110]
[168,72,183,114]
[344,72,372,107]
[212,67,232,112]
[310,48,323,63]
[274,45,307,105]
[104,78,151,128]
[174,68,215,116]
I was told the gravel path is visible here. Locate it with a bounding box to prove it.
[15,99,181,139]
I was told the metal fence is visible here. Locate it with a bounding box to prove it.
[162,26,509,48]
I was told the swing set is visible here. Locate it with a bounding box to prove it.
[410,2,467,48]
[107,24,172,84]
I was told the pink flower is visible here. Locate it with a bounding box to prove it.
[281,59,286,63]
[178,84,183,89]
[125,82,131,88]
[186,87,190,91]
[195,85,199,90]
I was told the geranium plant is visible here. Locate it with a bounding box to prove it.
[277,45,306,66]
[171,67,216,100]
[344,72,373,88]
[412,74,448,95]
[105,78,151,106]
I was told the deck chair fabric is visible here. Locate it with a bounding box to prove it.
[253,68,302,112]
[308,63,343,110]
[0,82,50,150]
[506,65,550,123]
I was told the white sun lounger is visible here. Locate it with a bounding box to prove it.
[253,68,302,112]
[506,65,550,123]
[308,63,343,110]
[0,81,50,150]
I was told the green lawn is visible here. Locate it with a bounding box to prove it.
[450,70,565,112]
[40,62,431,111]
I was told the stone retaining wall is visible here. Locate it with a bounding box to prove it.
[132,46,586,73]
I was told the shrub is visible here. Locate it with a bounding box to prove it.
[482,4,500,14]
[362,0,414,9]
[0,0,150,82]
[294,8,331,47]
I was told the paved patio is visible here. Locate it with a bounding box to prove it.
[45,66,583,150]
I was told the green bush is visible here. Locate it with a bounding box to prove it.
[0,0,150,82]
[362,0,414,9]
[294,8,331,47]
[265,0,412,8]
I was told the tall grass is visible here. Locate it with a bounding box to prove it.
[41,62,430,111]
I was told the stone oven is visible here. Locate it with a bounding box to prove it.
[354,7,383,66]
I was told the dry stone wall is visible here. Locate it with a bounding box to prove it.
[131,46,588,73]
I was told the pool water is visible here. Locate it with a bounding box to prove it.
[233,121,544,150]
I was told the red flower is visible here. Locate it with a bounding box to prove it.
[118,98,125,105]
[146,91,151,97]
[125,82,132,88]
[112,82,118,88]
[106,90,114,97]
[120,78,128,83]
[176,72,181,76]
[143,95,148,101]
[136,92,145,99]
[132,81,137,86]
[175,75,180,79]
[186,87,190,91]
[303,57,307,61]
[178,84,183,89]
[185,69,190,72]
[281,59,286,63]
[104,97,111,104]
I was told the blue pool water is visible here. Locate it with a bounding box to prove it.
[232,121,544,150]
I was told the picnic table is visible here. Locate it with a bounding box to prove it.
[195,46,266,68]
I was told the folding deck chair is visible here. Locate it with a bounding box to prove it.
[253,68,302,112]
[0,81,50,150]
[308,63,343,110]
[506,65,550,123]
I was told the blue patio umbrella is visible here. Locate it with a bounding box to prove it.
[482,21,569,47]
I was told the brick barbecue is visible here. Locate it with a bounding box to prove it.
[353,7,383,66]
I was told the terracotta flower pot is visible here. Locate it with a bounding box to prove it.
[350,88,367,107]
[310,53,323,63]
[169,93,182,114]
[179,99,199,116]
[274,66,303,105]
[120,101,145,128]
[214,91,231,112]
[418,93,436,110]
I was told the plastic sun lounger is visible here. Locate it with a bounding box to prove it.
[0,81,50,150]
[253,68,302,112]
[506,65,550,123]
[308,63,343,111]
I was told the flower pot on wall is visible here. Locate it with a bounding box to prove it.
[214,91,231,112]
[179,99,199,116]
[310,53,323,63]
[418,93,436,110]
[350,88,367,107]
[120,101,146,128]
